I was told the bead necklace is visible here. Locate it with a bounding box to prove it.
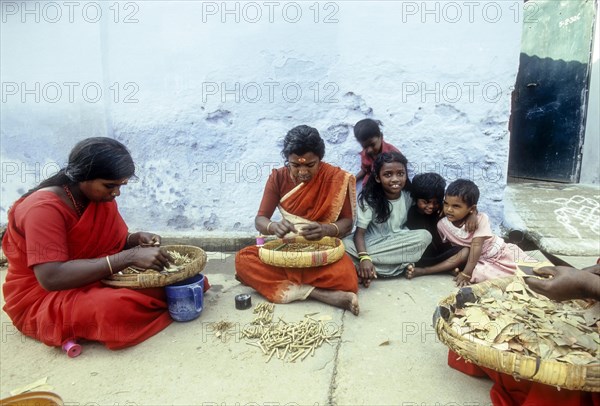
[62,184,86,217]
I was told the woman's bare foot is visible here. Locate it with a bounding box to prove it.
[309,288,360,316]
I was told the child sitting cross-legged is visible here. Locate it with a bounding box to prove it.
[408,179,531,287]
[344,152,431,287]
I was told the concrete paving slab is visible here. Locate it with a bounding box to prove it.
[549,254,599,269]
[1,252,496,405]
[503,182,600,256]
[333,274,492,405]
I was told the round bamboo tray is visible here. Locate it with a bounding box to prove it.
[434,276,600,392]
[102,245,207,289]
[259,236,345,268]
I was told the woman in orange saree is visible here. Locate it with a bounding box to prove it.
[235,125,359,315]
[2,137,206,350]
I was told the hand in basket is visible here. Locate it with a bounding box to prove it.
[270,219,298,238]
[525,265,600,301]
[126,246,173,272]
[297,222,327,241]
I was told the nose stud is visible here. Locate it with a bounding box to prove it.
[111,192,117,197]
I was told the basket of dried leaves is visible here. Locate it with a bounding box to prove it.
[102,245,207,289]
[259,236,345,268]
[434,275,600,391]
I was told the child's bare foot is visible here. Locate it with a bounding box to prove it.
[407,265,429,279]
[309,289,360,316]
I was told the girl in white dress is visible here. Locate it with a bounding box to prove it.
[343,152,431,287]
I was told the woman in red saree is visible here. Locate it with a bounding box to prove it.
[448,265,600,406]
[235,125,359,315]
[2,137,188,350]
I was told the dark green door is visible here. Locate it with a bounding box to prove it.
[508,0,597,182]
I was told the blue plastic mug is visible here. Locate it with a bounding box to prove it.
[165,274,204,322]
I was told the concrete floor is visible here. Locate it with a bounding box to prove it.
[503,182,600,257]
[1,252,497,405]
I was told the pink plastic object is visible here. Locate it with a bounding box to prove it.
[62,339,82,358]
[256,236,265,247]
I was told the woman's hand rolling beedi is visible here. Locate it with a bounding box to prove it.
[138,232,161,247]
[298,222,324,241]
[127,231,161,247]
[128,246,172,271]
[270,219,297,238]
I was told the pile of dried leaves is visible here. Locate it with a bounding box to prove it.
[448,277,599,365]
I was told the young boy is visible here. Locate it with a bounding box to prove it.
[354,119,400,187]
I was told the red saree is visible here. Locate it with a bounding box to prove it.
[2,191,172,350]
[448,351,600,406]
[235,163,358,303]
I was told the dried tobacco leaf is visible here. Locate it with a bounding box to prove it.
[582,302,600,326]
[448,275,599,365]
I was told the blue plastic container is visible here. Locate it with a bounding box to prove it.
[165,274,204,322]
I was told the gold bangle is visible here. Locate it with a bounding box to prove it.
[460,272,471,279]
[357,251,368,256]
[266,221,274,235]
[106,256,114,275]
[330,222,339,237]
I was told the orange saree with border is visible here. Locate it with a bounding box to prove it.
[2,191,172,350]
[235,163,358,303]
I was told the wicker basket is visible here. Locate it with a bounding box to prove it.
[102,245,207,289]
[259,236,345,268]
[434,276,600,392]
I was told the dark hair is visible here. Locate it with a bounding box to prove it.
[359,151,411,223]
[411,173,446,206]
[353,118,382,143]
[22,137,135,198]
[445,179,479,207]
[281,125,325,161]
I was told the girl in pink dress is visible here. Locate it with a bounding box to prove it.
[410,179,530,287]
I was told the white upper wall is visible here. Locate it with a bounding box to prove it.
[1,1,524,236]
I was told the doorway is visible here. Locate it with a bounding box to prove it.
[508,0,597,183]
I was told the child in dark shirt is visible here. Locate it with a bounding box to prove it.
[354,119,401,188]
[405,173,463,268]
